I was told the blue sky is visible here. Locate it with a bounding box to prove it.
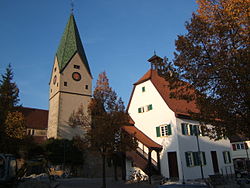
[0,0,197,110]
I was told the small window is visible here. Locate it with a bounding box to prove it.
[156,124,172,137]
[54,67,56,72]
[57,83,58,87]
[185,152,194,167]
[223,151,232,164]
[241,144,245,149]
[74,65,80,69]
[64,82,67,86]
[138,107,144,113]
[138,108,141,113]
[85,85,88,90]
[185,151,206,167]
[142,86,145,92]
[147,104,153,111]
[189,124,194,135]
[181,123,188,135]
[50,89,52,93]
[31,129,35,136]
[236,144,241,150]
[182,123,202,136]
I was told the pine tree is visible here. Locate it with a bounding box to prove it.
[0,64,21,152]
[0,64,20,122]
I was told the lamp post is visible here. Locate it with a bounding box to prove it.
[194,126,204,179]
[245,142,249,160]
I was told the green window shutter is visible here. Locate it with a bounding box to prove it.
[142,86,145,92]
[138,108,141,113]
[148,104,153,111]
[167,124,172,135]
[202,152,206,165]
[193,152,199,166]
[228,152,231,163]
[185,152,191,167]
[223,152,226,163]
[189,124,194,135]
[193,125,198,135]
[201,126,205,136]
[181,123,186,135]
[156,127,161,137]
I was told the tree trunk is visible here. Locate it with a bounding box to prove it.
[121,153,126,181]
[113,155,118,181]
[102,154,106,188]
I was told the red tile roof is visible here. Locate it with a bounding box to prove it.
[21,107,48,129]
[122,125,162,150]
[130,69,199,116]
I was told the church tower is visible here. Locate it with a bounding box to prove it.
[47,14,92,139]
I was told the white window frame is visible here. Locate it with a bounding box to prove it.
[186,152,194,167]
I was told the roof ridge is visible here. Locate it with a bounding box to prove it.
[20,106,49,112]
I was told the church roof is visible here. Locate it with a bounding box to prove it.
[56,14,92,76]
[129,69,199,117]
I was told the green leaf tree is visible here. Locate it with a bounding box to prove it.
[69,72,137,188]
[159,0,250,138]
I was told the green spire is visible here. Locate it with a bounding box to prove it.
[56,14,92,76]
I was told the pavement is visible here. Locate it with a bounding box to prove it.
[17,177,250,188]
[57,178,156,188]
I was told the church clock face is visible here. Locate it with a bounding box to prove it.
[72,72,81,81]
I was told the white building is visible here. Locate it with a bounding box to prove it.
[125,55,234,181]
[230,137,250,171]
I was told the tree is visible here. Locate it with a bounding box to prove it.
[5,111,26,139]
[69,72,137,188]
[0,64,20,123]
[0,64,22,153]
[158,0,250,138]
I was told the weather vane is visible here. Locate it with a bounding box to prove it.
[70,0,74,14]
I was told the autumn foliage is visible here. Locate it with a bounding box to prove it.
[159,0,250,138]
[69,72,137,187]
[5,111,26,139]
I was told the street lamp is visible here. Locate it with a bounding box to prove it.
[194,126,204,179]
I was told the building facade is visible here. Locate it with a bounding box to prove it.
[47,14,92,139]
[230,138,250,172]
[126,55,234,181]
[21,107,48,144]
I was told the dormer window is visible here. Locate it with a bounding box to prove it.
[74,65,80,69]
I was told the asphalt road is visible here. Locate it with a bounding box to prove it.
[57,178,156,188]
